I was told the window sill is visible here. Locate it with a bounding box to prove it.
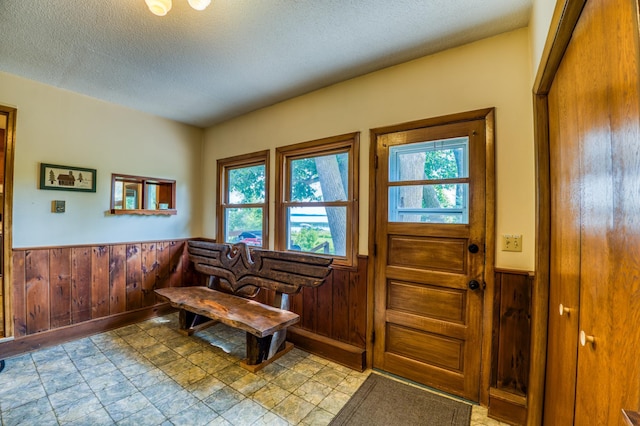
[110,209,177,216]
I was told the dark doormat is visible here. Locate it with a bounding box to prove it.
[330,373,472,426]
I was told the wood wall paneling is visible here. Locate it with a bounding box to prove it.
[109,245,126,314]
[316,272,333,337]
[331,268,350,343]
[25,250,50,334]
[49,248,71,328]
[349,257,367,347]
[91,246,109,319]
[125,244,142,310]
[288,256,368,370]
[494,271,531,395]
[12,250,26,337]
[301,286,317,331]
[488,269,533,425]
[156,242,170,290]
[9,240,189,348]
[141,243,157,307]
[71,247,92,323]
[169,241,184,287]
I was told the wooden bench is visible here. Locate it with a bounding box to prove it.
[155,240,332,371]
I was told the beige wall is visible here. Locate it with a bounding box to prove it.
[0,72,204,248]
[202,28,535,270]
[530,0,558,80]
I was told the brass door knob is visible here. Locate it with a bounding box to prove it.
[580,330,595,347]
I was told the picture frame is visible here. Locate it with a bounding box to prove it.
[39,163,97,192]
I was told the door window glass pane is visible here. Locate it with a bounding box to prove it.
[389,137,469,182]
[388,184,469,224]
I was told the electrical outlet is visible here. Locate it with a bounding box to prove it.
[502,234,523,252]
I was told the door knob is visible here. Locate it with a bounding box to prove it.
[580,330,595,347]
[559,304,572,316]
[468,280,481,290]
[468,244,479,253]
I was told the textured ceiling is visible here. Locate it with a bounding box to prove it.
[0,0,531,128]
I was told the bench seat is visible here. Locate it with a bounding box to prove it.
[155,286,300,337]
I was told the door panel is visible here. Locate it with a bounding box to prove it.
[387,281,466,323]
[387,236,466,272]
[386,324,463,371]
[373,116,489,401]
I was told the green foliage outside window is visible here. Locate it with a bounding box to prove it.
[228,165,266,203]
[423,148,464,208]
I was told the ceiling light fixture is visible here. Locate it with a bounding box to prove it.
[145,0,211,16]
[187,0,212,11]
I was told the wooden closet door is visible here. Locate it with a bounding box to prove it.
[544,53,581,426]
[545,0,640,424]
[573,0,640,423]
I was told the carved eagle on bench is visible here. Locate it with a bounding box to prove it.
[187,240,333,297]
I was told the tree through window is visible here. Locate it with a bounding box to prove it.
[388,137,469,223]
[276,133,359,265]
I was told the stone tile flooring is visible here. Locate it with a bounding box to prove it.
[0,313,507,425]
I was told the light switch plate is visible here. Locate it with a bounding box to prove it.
[52,200,65,213]
[502,234,522,252]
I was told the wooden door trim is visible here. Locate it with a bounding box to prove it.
[530,1,588,425]
[368,107,495,406]
[0,105,16,338]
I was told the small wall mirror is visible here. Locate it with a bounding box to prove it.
[110,174,176,215]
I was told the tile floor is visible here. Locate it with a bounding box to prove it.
[0,313,507,425]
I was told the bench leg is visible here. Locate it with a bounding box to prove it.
[246,333,273,365]
[241,333,294,373]
[178,310,218,336]
[268,292,290,359]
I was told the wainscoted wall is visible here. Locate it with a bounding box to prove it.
[489,268,533,425]
[3,240,198,358]
[4,241,527,400]
[4,241,368,370]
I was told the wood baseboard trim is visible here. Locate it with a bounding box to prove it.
[488,387,527,425]
[0,304,175,360]
[287,326,365,371]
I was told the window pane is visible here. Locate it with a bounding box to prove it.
[287,206,346,256]
[290,153,349,202]
[225,207,263,246]
[388,184,469,224]
[228,165,266,204]
[389,137,469,182]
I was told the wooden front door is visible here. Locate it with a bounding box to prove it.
[372,111,491,401]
